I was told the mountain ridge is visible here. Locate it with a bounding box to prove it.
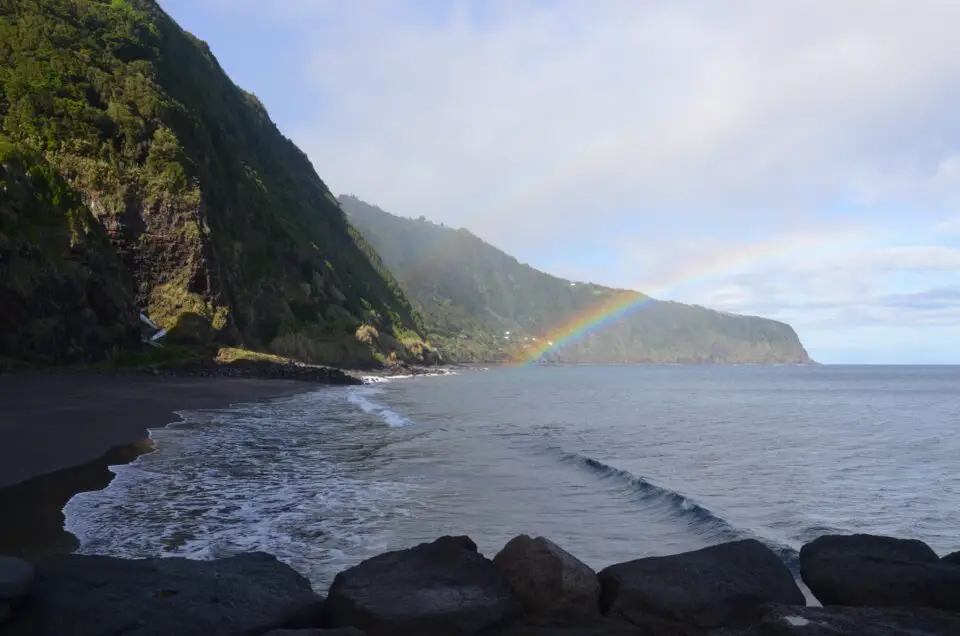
[339,195,814,365]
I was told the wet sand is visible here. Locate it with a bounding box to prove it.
[0,374,318,558]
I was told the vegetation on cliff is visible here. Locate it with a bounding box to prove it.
[0,137,140,364]
[340,195,813,364]
[0,0,431,367]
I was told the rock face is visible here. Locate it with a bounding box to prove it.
[942,551,960,565]
[716,604,960,636]
[1,552,322,636]
[323,535,523,636]
[799,534,960,611]
[493,534,600,618]
[598,539,805,629]
[0,142,141,364]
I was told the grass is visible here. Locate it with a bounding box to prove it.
[214,347,295,365]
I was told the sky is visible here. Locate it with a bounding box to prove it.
[158,0,960,364]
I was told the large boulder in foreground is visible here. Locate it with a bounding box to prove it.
[265,630,366,636]
[493,534,600,618]
[714,604,960,635]
[1,552,322,636]
[800,534,960,611]
[323,535,522,636]
[598,539,804,629]
[496,613,701,635]
[942,551,960,565]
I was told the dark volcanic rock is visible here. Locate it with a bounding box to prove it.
[801,533,938,565]
[265,630,366,636]
[323,535,523,636]
[0,555,34,600]
[1,552,322,636]
[598,539,804,629]
[942,550,960,565]
[799,534,960,611]
[493,534,601,618]
[715,604,960,635]
[496,613,699,635]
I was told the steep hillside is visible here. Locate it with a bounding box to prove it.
[0,137,140,364]
[0,0,429,367]
[340,195,813,364]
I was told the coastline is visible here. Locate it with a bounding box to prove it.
[0,374,326,559]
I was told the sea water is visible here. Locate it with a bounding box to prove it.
[64,365,960,589]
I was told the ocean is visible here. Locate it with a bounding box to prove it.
[64,365,960,589]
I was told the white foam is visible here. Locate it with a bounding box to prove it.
[360,369,459,385]
[62,390,421,589]
[347,387,414,428]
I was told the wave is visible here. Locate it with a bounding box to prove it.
[359,369,459,385]
[347,387,414,428]
[559,451,799,571]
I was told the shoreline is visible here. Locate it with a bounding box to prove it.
[0,363,453,560]
[0,374,334,559]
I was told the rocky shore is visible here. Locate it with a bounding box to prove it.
[3,532,959,635]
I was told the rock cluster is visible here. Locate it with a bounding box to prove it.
[3,532,960,635]
[147,359,365,385]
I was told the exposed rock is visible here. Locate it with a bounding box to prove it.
[0,144,141,365]
[264,630,366,636]
[801,534,938,565]
[150,358,364,385]
[0,555,34,600]
[799,534,960,611]
[942,551,960,565]
[714,604,960,635]
[323,535,523,636]
[1,552,323,636]
[496,613,700,635]
[598,539,804,629]
[493,534,601,618]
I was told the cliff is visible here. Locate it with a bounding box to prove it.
[0,138,140,364]
[340,195,813,364]
[0,0,430,367]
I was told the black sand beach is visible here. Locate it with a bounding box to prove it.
[0,374,317,558]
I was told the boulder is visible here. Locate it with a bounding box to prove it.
[942,551,960,565]
[0,555,34,600]
[714,604,960,635]
[799,534,960,611]
[493,534,600,617]
[598,539,804,629]
[265,630,366,636]
[495,613,700,635]
[323,535,523,636]
[1,552,323,636]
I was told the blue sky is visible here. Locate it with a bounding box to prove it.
[158,0,960,364]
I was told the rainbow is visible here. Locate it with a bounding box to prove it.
[515,227,871,363]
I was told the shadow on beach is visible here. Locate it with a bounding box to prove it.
[0,440,154,559]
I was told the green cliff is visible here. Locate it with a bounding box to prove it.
[0,137,141,364]
[0,0,429,367]
[340,196,814,364]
